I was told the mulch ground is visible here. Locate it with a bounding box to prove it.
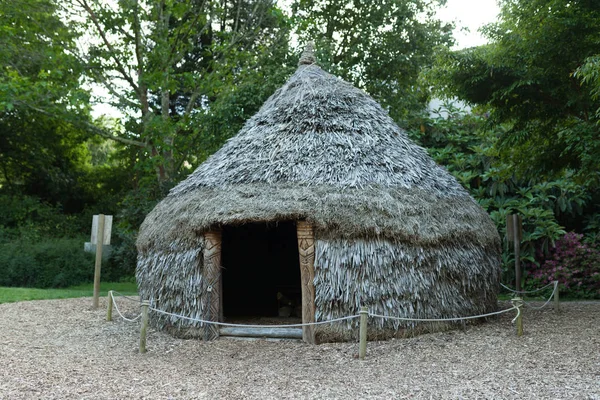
[0,297,598,399]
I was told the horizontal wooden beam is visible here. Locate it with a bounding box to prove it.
[220,327,302,339]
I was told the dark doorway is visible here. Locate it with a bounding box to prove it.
[221,221,301,318]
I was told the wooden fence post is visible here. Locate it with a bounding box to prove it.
[554,281,560,313]
[511,297,523,337]
[106,290,113,321]
[359,306,368,360]
[92,214,105,309]
[506,214,523,293]
[140,300,149,353]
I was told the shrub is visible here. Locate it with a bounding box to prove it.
[0,194,87,242]
[103,227,137,282]
[527,232,600,298]
[0,237,95,288]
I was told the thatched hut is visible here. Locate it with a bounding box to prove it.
[136,44,501,343]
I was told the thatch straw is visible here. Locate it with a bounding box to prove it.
[136,47,501,341]
[311,236,499,341]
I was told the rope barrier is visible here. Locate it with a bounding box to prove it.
[149,306,360,328]
[369,306,518,323]
[500,281,557,294]
[511,304,521,324]
[111,294,142,323]
[107,288,532,359]
[110,292,527,358]
[110,291,140,303]
[148,305,518,328]
[523,281,558,310]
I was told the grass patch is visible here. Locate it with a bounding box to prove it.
[0,281,138,304]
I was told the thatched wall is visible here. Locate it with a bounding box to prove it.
[136,231,500,340]
[312,236,500,341]
[136,239,207,330]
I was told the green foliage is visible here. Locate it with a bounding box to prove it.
[0,194,87,241]
[69,0,294,191]
[583,211,600,244]
[0,1,130,216]
[426,0,600,185]
[292,0,454,125]
[104,226,139,282]
[410,104,596,286]
[0,116,99,212]
[0,238,95,288]
[574,55,600,121]
[421,0,600,295]
[0,0,88,116]
[0,193,135,285]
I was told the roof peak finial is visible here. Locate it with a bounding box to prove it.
[298,41,316,66]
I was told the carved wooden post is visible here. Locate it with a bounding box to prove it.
[204,230,222,340]
[297,221,316,344]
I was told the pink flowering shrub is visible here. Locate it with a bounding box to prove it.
[527,232,600,298]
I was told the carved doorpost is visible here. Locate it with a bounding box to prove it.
[204,229,222,340]
[297,221,316,344]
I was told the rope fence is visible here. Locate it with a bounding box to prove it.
[105,280,562,358]
[501,280,556,294]
[106,291,142,323]
[501,280,560,312]
[522,281,559,310]
[149,307,360,328]
[111,291,140,303]
[369,306,517,323]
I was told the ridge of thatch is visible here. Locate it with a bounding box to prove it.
[137,183,498,252]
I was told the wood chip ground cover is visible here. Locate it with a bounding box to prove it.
[0,297,598,399]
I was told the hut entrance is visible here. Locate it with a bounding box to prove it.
[221,222,302,322]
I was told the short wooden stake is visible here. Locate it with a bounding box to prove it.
[511,297,523,337]
[554,281,560,313]
[359,306,368,360]
[92,214,105,309]
[106,290,113,321]
[513,215,522,293]
[140,301,150,354]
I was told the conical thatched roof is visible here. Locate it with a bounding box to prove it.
[138,46,498,251]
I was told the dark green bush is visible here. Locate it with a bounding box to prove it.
[0,237,94,288]
[0,194,87,242]
[103,227,138,282]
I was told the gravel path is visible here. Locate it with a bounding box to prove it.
[0,297,598,399]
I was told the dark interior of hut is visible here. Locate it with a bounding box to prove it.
[221,221,302,321]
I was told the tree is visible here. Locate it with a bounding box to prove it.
[410,103,594,284]
[427,0,600,185]
[292,0,454,124]
[68,0,293,191]
[0,0,89,116]
[574,55,600,121]
[0,0,101,211]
